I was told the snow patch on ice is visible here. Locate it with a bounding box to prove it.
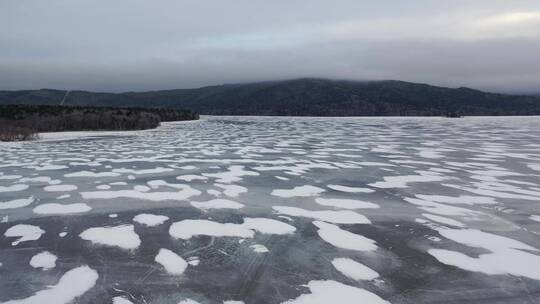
[29,251,57,270]
[80,225,141,250]
[273,206,370,224]
[155,248,188,275]
[133,214,169,227]
[315,198,379,210]
[332,258,379,281]
[281,280,390,304]
[429,228,540,280]
[112,297,133,304]
[272,185,325,198]
[250,244,269,253]
[0,197,34,210]
[191,199,245,210]
[43,185,77,192]
[65,171,120,178]
[327,185,374,193]
[33,203,91,215]
[370,174,448,188]
[176,175,208,182]
[170,218,295,240]
[313,221,377,251]
[0,184,29,193]
[203,165,259,183]
[4,224,45,246]
[215,183,247,197]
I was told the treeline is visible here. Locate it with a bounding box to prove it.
[0,105,198,141]
[2,79,539,116]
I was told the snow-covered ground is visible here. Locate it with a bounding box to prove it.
[1,116,540,303]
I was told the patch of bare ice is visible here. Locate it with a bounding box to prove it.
[422,213,465,228]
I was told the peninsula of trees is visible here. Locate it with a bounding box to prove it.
[0,105,198,141]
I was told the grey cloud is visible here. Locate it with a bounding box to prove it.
[1,0,539,93]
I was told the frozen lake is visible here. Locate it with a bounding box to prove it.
[1,116,540,304]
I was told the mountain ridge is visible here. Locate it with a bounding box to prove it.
[1,78,539,116]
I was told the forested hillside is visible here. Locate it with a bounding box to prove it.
[1,79,539,116]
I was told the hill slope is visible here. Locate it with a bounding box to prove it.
[1,79,539,116]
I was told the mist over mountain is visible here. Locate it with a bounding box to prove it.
[1,78,539,116]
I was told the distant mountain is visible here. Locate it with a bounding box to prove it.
[1,78,539,116]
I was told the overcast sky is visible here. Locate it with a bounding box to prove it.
[1,0,540,93]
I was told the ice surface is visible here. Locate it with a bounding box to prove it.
[0,266,98,304]
[422,213,465,228]
[3,116,540,303]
